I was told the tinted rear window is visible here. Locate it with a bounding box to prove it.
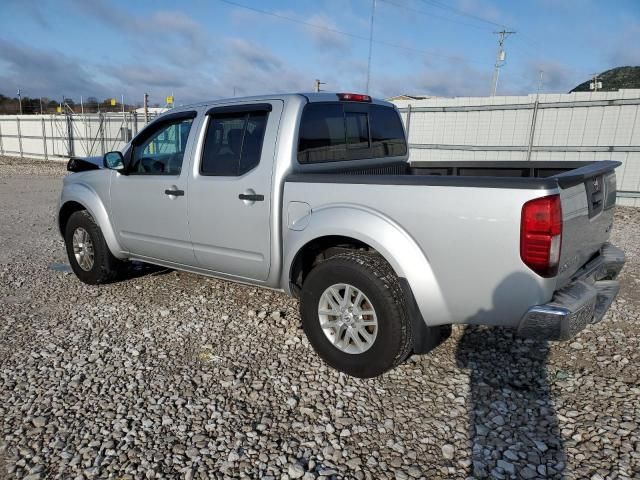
[297,103,407,164]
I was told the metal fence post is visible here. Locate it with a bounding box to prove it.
[405,104,412,144]
[16,117,23,159]
[133,112,138,135]
[66,114,74,157]
[50,115,56,156]
[0,119,4,156]
[526,99,539,162]
[83,112,90,156]
[42,117,48,161]
[124,111,129,142]
[99,113,105,155]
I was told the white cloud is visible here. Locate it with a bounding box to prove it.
[304,14,351,51]
[371,55,493,98]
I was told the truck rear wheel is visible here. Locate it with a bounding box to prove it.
[64,210,123,285]
[300,251,413,377]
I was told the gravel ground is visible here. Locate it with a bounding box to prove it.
[0,155,638,480]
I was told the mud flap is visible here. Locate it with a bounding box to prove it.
[399,278,451,354]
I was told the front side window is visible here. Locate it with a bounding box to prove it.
[131,118,193,175]
[201,110,268,176]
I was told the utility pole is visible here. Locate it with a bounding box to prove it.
[365,0,376,94]
[490,30,515,96]
[314,79,326,92]
[590,73,602,92]
[143,93,149,123]
[17,89,23,115]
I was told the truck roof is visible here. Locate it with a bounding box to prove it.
[172,92,396,112]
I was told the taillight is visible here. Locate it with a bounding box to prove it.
[520,195,562,277]
[336,93,372,102]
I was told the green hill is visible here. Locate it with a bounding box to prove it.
[570,66,640,92]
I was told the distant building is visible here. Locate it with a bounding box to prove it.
[386,94,432,102]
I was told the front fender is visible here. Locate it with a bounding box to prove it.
[282,204,450,326]
[59,182,127,260]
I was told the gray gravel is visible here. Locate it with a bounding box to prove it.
[1,155,639,479]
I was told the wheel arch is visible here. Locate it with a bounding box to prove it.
[58,200,86,236]
[283,205,450,327]
[288,234,374,295]
[59,183,127,260]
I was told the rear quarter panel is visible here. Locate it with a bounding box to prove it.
[283,181,558,328]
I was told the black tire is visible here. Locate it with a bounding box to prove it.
[64,210,123,285]
[300,251,413,378]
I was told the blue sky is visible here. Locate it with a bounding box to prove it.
[1,0,638,105]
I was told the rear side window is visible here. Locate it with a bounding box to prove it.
[370,105,407,158]
[201,110,268,176]
[297,104,346,163]
[297,103,406,163]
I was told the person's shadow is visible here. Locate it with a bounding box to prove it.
[455,272,566,479]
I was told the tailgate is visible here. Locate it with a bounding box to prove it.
[554,161,620,287]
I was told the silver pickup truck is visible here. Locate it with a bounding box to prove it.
[58,92,625,377]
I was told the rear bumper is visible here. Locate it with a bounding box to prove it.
[517,243,625,340]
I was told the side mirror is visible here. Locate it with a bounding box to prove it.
[103,151,125,171]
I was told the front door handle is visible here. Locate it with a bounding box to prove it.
[165,189,184,197]
[238,193,264,201]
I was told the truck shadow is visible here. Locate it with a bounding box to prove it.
[121,261,174,280]
[455,272,566,478]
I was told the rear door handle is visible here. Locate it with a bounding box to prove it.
[238,193,264,201]
[165,189,184,196]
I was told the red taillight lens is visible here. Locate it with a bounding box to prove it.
[520,195,562,277]
[336,93,372,102]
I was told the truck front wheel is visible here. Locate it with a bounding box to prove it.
[64,210,123,285]
[300,252,413,377]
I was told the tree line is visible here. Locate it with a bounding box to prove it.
[0,94,139,115]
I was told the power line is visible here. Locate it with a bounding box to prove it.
[217,0,486,65]
[419,0,508,29]
[386,0,548,66]
[218,0,365,42]
[378,0,490,30]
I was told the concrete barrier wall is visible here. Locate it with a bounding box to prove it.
[392,89,640,207]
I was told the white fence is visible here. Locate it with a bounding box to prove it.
[0,112,158,161]
[392,89,640,207]
[1,90,639,206]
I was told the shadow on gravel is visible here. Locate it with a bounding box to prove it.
[49,261,172,281]
[122,261,174,280]
[456,272,566,478]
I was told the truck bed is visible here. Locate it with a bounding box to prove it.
[290,160,620,191]
[284,159,620,327]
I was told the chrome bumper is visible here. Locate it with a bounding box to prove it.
[518,243,625,341]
